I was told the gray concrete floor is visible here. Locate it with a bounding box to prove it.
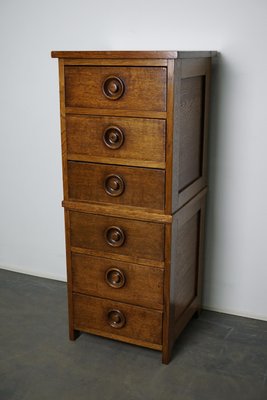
[0,269,267,400]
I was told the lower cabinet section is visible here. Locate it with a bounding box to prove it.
[65,188,206,363]
[73,293,163,349]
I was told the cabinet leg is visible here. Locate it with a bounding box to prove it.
[162,348,171,364]
[193,309,202,319]
[69,328,80,341]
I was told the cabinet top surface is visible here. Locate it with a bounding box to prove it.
[51,50,216,59]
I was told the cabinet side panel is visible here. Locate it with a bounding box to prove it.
[170,190,207,343]
[174,58,211,209]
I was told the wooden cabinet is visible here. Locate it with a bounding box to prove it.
[51,50,214,363]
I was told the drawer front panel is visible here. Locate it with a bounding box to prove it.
[68,162,165,210]
[70,212,165,262]
[73,293,163,345]
[66,115,166,166]
[65,66,167,111]
[72,253,164,309]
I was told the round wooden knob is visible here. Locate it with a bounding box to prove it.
[107,309,126,329]
[104,226,125,247]
[103,126,124,149]
[104,174,125,197]
[102,76,125,100]
[105,268,126,288]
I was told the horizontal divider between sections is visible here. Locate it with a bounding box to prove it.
[63,200,172,224]
[71,246,165,269]
[72,290,164,311]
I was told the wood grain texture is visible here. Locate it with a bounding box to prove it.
[73,293,163,345]
[69,211,165,262]
[67,161,165,210]
[65,66,167,111]
[63,59,168,66]
[66,115,166,167]
[65,107,167,119]
[51,50,216,59]
[63,200,172,223]
[52,51,178,59]
[71,246,165,268]
[71,253,164,310]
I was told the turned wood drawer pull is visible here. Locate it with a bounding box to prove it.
[102,76,125,100]
[107,309,126,329]
[103,126,124,149]
[105,267,126,289]
[104,174,125,197]
[104,226,125,247]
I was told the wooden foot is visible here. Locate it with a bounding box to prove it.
[69,329,80,341]
[162,348,171,364]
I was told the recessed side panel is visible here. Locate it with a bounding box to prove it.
[179,76,205,192]
[174,211,200,321]
[169,189,207,352]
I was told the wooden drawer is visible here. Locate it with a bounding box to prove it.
[69,211,165,263]
[68,161,165,210]
[66,115,166,168]
[65,66,167,111]
[73,293,163,346]
[72,253,164,310]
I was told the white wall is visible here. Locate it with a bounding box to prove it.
[0,0,266,319]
